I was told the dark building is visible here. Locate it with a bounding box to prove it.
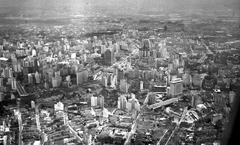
[103,49,114,66]
[202,75,217,91]
[139,39,151,58]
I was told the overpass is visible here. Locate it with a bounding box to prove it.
[148,97,180,110]
[16,81,28,97]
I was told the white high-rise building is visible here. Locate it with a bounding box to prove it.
[91,96,98,107]
[28,74,33,84]
[170,78,183,96]
[140,81,144,91]
[31,101,35,109]
[54,101,64,118]
[35,72,40,84]
[11,78,17,90]
[127,94,140,112]
[32,49,37,57]
[91,95,104,108]
[110,75,117,89]
[118,95,127,110]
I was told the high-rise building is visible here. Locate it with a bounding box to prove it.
[117,69,124,82]
[11,78,17,90]
[192,73,203,88]
[0,77,3,87]
[56,76,62,87]
[182,71,191,87]
[110,74,117,89]
[97,96,104,108]
[118,95,127,110]
[2,67,12,78]
[202,75,217,91]
[52,77,58,88]
[17,63,21,73]
[101,45,106,54]
[178,67,184,75]
[47,69,53,83]
[120,79,128,93]
[13,64,18,72]
[66,75,71,87]
[229,91,236,106]
[54,102,64,118]
[140,81,144,91]
[91,95,104,108]
[11,93,15,100]
[158,40,168,58]
[0,92,4,102]
[31,101,35,109]
[55,71,61,78]
[52,70,62,87]
[139,39,151,58]
[44,81,49,89]
[127,94,140,112]
[148,94,156,105]
[91,96,98,107]
[104,49,114,66]
[170,78,183,96]
[101,74,108,87]
[32,49,37,57]
[213,93,224,107]
[107,73,111,87]
[168,63,174,74]
[126,102,132,112]
[76,69,88,85]
[35,72,40,84]
[152,85,167,94]
[8,68,13,78]
[28,74,33,84]
[173,57,180,68]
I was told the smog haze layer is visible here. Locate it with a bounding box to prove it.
[0,0,239,18]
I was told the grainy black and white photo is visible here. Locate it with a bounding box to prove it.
[0,0,239,145]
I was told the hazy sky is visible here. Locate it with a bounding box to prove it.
[0,0,238,7]
[0,0,239,16]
